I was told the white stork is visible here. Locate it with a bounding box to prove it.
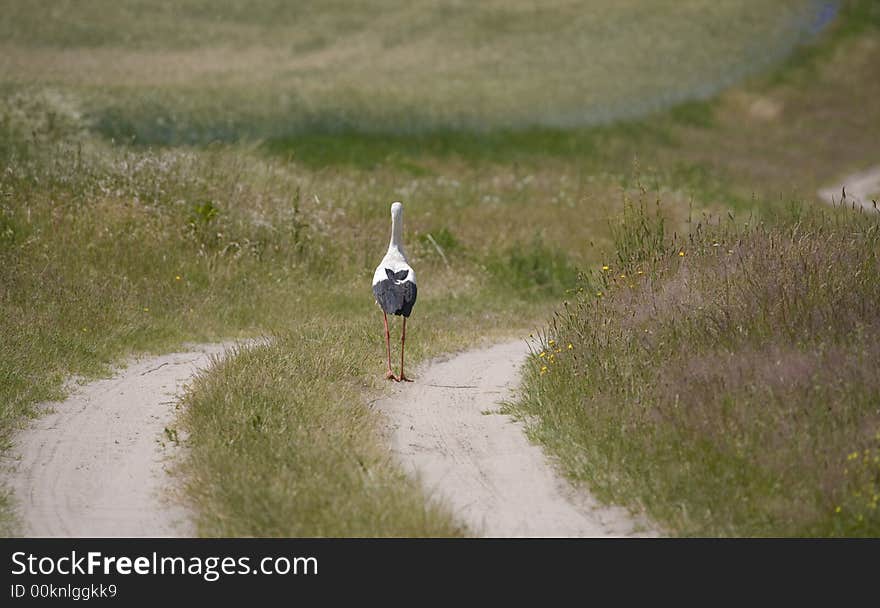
[372,201,418,382]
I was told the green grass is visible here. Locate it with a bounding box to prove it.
[511,199,880,536]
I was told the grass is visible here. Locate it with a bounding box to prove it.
[1,0,878,536]
[180,332,454,537]
[511,199,880,536]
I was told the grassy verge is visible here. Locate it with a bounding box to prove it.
[511,200,880,536]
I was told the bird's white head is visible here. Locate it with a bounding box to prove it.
[391,201,403,218]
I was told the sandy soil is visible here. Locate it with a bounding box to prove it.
[3,343,237,537]
[378,340,655,537]
[818,165,880,210]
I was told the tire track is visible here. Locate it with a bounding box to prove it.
[377,340,655,537]
[3,343,238,537]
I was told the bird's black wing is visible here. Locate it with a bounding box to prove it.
[373,278,417,317]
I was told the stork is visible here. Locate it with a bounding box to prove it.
[372,201,418,382]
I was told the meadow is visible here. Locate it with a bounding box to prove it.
[1,0,878,536]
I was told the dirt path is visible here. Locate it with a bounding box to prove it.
[378,340,654,537]
[7,338,649,538]
[3,343,237,537]
[818,165,880,210]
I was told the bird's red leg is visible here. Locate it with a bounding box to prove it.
[397,316,413,382]
[383,312,395,380]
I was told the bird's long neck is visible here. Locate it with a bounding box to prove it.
[388,209,405,255]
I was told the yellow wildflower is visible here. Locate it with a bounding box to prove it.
[567,344,573,350]
[175,275,181,281]
[602,265,610,272]
[539,351,546,358]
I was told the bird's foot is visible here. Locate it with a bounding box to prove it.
[395,373,413,383]
[385,370,396,381]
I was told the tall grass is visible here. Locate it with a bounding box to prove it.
[512,197,880,536]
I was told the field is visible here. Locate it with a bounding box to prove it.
[1,0,879,536]
[1,1,826,139]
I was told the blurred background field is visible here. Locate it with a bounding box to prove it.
[1,0,835,140]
